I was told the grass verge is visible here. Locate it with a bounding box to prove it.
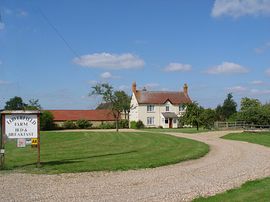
[194,131,270,202]
[1,131,209,174]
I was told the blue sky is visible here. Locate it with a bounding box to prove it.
[0,0,270,109]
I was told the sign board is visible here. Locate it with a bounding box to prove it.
[25,139,32,145]
[31,138,38,145]
[17,138,26,148]
[5,114,38,139]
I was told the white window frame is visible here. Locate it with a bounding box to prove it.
[147,117,155,125]
[179,104,184,111]
[166,105,170,112]
[147,104,155,112]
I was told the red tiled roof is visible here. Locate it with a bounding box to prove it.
[47,110,115,121]
[134,91,191,104]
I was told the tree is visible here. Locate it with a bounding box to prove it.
[200,108,217,129]
[238,98,270,125]
[4,96,26,110]
[216,93,237,121]
[40,111,54,130]
[25,99,42,110]
[181,102,203,130]
[91,83,130,132]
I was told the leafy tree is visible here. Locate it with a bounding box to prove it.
[200,108,217,129]
[40,111,55,130]
[181,102,203,130]
[238,98,270,125]
[216,93,237,121]
[4,96,26,110]
[91,83,130,132]
[25,99,42,110]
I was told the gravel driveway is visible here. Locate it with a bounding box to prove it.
[1,131,270,202]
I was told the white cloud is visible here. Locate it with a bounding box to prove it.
[250,89,270,95]
[266,68,270,76]
[164,63,192,72]
[100,71,120,80]
[0,80,10,85]
[212,0,270,18]
[100,72,112,79]
[0,22,5,31]
[17,10,28,17]
[227,86,247,93]
[88,80,98,85]
[206,62,249,74]
[251,80,264,85]
[73,52,145,69]
[255,42,270,53]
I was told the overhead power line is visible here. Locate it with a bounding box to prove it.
[37,8,80,58]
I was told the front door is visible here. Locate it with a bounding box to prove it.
[169,118,173,128]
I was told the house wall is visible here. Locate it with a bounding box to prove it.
[129,92,139,122]
[129,96,186,128]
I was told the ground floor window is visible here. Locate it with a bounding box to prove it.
[147,117,155,125]
[165,119,168,124]
[173,119,177,124]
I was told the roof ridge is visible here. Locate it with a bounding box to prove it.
[138,90,182,93]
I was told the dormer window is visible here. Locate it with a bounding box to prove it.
[166,105,169,112]
[147,105,155,112]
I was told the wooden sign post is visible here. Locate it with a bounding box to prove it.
[0,110,41,169]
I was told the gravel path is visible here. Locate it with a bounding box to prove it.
[1,131,270,202]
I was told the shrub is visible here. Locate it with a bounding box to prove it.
[40,111,55,131]
[130,121,137,129]
[119,119,129,128]
[76,119,92,129]
[99,122,116,129]
[158,125,163,129]
[63,121,77,129]
[136,120,144,129]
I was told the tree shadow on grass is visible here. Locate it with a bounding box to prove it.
[8,150,137,169]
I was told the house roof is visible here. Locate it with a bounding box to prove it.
[134,91,191,104]
[162,112,178,118]
[47,110,115,121]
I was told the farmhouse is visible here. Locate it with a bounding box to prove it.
[129,82,192,128]
[48,109,115,127]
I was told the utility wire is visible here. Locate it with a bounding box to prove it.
[37,8,80,58]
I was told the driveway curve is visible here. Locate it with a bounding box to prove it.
[1,131,270,201]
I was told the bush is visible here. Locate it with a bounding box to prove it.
[40,111,55,131]
[63,121,77,129]
[130,120,145,129]
[76,119,92,129]
[136,120,145,129]
[119,119,129,128]
[99,122,116,129]
[130,121,137,129]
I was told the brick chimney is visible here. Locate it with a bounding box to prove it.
[183,83,188,95]
[132,81,137,93]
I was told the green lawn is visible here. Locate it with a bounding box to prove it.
[142,128,210,133]
[194,177,270,202]
[194,131,270,202]
[1,131,209,174]
[222,131,270,147]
